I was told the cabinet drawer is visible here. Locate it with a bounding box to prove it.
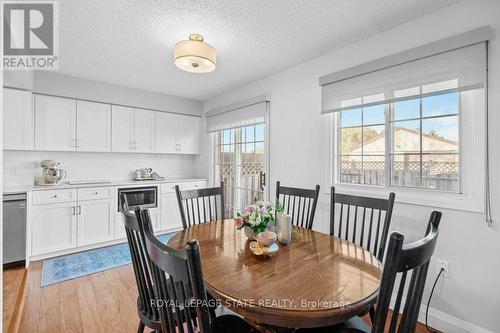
[78,187,114,201]
[161,181,208,194]
[182,181,208,191]
[33,189,77,205]
[161,183,179,193]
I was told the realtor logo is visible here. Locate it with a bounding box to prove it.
[3,1,59,70]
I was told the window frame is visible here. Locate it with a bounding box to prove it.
[329,89,485,213]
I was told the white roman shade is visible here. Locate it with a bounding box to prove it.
[206,94,269,132]
[320,27,489,114]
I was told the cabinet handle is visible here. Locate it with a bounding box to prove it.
[53,194,58,198]
[72,206,76,215]
[78,205,82,215]
[94,191,99,195]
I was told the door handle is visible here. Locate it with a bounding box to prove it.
[259,171,266,190]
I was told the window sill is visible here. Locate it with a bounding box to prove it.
[328,183,484,213]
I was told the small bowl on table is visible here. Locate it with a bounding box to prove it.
[257,231,277,247]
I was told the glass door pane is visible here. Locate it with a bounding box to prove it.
[215,124,266,217]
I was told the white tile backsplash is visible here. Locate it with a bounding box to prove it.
[3,150,198,186]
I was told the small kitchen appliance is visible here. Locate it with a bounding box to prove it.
[118,186,158,210]
[38,160,67,185]
[134,168,165,181]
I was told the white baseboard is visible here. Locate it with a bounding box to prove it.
[417,304,495,333]
[389,293,494,333]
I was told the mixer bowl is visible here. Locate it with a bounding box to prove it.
[42,168,66,184]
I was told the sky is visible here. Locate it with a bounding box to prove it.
[340,92,459,142]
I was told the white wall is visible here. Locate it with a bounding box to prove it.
[202,1,500,332]
[3,150,197,187]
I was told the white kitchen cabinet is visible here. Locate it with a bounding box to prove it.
[160,192,183,232]
[3,88,34,150]
[134,108,155,153]
[115,206,160,238]
[155,112,200,154]
[76,101,112,152]
[35,95,77,151]
[32,202,77,255]
[155,112,178,153]
[112,106,155,153]
[149,207,162,232]
[114,212,126,239]
[176,114,200,154]
[111,105,135,152]
[77,198,114,246]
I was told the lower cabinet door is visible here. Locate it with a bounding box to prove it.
[115,207,160,238]
[114,212,126,240]
[160,193,183,231]
[32,202,77,255]
[77,199,114,246]
[149,207,161,232]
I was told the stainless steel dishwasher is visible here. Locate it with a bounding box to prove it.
[3,193,26,269]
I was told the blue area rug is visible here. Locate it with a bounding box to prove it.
[40,232,175,287]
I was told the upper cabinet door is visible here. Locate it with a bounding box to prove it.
[111,105,134,152]
[134,108,155,153]
[3,88,34,150]
[155,111,177,153]
[35,95,77,151]
[76,101,111,152]
[176,114,200,154]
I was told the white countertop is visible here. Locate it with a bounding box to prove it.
[3,177,208,195]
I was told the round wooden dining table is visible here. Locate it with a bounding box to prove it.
[167,219,382,330]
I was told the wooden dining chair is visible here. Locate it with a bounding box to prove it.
[136,206,256,333]
[176,182,225,229]
[118,194,161,333]
[296,210,442,333]
[275,181,320,230]
[330,187,395,262]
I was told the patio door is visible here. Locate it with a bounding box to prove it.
[214,123,267,217]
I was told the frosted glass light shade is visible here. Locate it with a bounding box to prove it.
[174,34,216,73]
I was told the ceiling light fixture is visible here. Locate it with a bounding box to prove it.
[174,33,216,73]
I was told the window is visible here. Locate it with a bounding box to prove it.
[339,85,460,192]
[339,95,386,186]
[214,124,266,215]
[391,86,459,191]
[321,36,487,212]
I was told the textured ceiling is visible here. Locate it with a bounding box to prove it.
[58,0,459,101]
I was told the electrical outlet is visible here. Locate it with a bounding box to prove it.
[436,259,449,278]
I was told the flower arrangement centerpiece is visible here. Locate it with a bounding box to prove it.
[234,200,283,239]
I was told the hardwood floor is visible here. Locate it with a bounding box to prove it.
[3,266,27,333]
[14,261,432,332]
